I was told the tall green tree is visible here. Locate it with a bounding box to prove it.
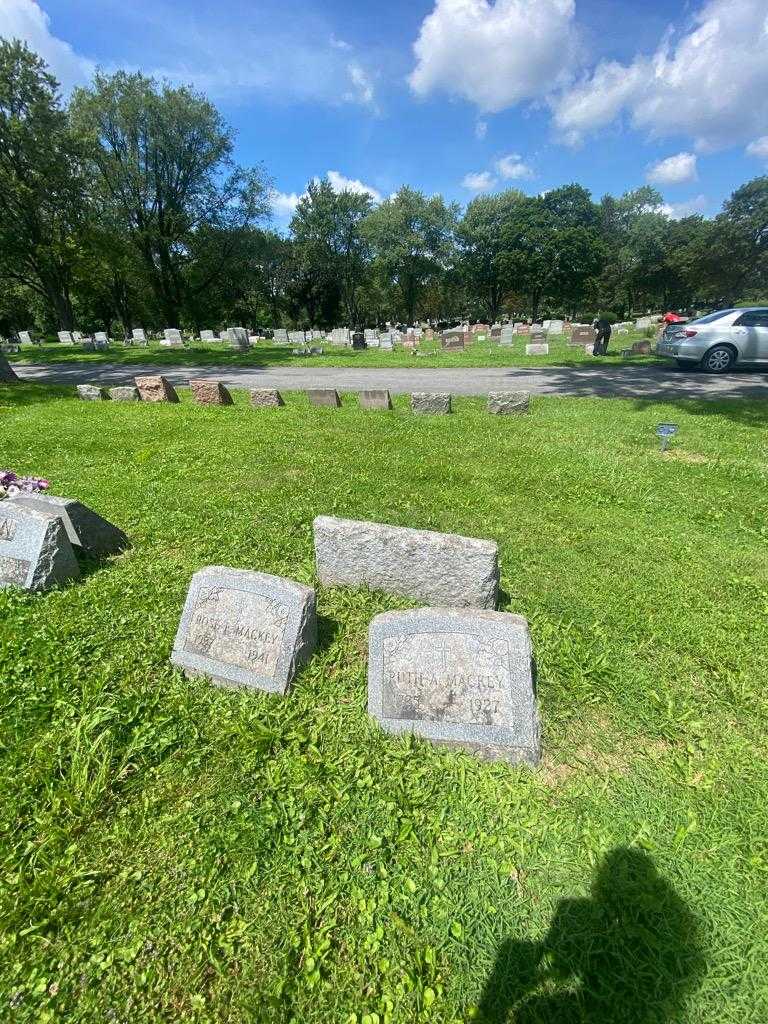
[363,187,458,323]
[458,190,525,322]
[70,71,269,326]
[0,41,87,333]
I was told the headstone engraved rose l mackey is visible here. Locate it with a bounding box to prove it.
[0,503,80,591]
[368,608,540,764]
[172,567,317,694]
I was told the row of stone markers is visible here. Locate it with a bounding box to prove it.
[172,515,541,766]
[77,376,533,416]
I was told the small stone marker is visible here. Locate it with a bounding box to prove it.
[134,375,180,403]
[368,608,540,764]
[307,389,341,408]
[109,386,140,401]
[77,384,108,401]
[487,391,530,416]
[9,494,128,558]
[250,388,284,408]
[570,325,594,346]
[411,392,452,415]
[525,343,548,355]
[500,326,515,346]
[313,515,499,609]
[0,503,80,591]
[171,567,317,694]
[161,328,184,348]
[359,389,392,410]
[632,340,652,355]
[189,379,234,406]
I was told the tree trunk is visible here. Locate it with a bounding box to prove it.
[0,352,19,382]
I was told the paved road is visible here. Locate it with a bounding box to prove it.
[13,360,768,399]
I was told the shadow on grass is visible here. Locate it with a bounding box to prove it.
[478,847,704,1023]
[0,382,73,406]
[630,396,768,427]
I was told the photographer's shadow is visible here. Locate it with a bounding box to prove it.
[478,847,704,1023]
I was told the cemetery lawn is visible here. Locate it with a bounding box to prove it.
[8,333,664,369]
[2,381,768,1024]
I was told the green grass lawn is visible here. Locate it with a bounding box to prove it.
[1,382,767,1023]
[8,332,662,370]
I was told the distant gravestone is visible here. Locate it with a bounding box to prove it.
[313,515,499,609]
[359,389,393,410]
[525,343,548,356]
[379,337,394,350]
[76,384,108,401]
[228,327,250,351]
[549,320,564,334]
[306,389,341,408]
[500,326,515,346]
[570,325,594,346]
[200,330,217,342]
[171,567,317,695]
[632,340,652,354]
[364,329,378,342]
[94,331,109,344]
[442,335,465,352]
[487,391,530,415]
[273,329,289,343]
[109,386,141,402]
[529,327,547,342]
[288,331,306,345]
[131,328,148,346]
[190,379,234,405]
[161,328,184,347]
[18,331,33,345]
[134,375,180,403]
[516,324,530,335]
[250,388,285,408]
[9,494,128,558]
[411,392,452,415]
[57,331,73,344]
[368,608,540,764]
[0,503,80,591]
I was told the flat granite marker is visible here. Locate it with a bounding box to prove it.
[134,375,180,403]
[307,389,341,408]
[487,391,530,416]
[359,389,393,410]
[525,343,549,356]
[189,379,234,405]
[411,392,452,415]
[313,515,499,609]
[9,494,128,558]
[77,384,108,401]
[172,567,317,694]
[109,386,141,402]
[250,388,284,408]
[368,608,540,764]
[0,503,80,591]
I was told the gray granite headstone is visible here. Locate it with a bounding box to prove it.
[359,389,392,410]
[109,386,141,402]
[77,384,108,401]
[411,392,452,415]
[171,567,317,694]
[525,343,548,355]
[307,389,341,407]
[250,388,285,408]
[368,608,540,764]
[314,515,498,609]
[9,494,129,559]
[487,391,530,416]
[0,503,80,591]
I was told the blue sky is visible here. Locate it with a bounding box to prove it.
[3,0,768,229]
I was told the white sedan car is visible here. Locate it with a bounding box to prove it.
[657,307,768,372]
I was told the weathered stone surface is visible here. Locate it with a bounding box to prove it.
[171,566,317,695]
[411,392,452,415]
[0,503,80,591]
[359,389,392,410]
[109,386,141,402]
[487,391,530,416]
[134,375,180,403]
[368,608,540,764]
[313,515,498,609]
[569,325,594,346]
[250,388,285,408]
[632,340,652,354]
[525,343,549,356]
[161,328,184,348]
[77,384,108,401]
[189,379,234,406]
[9,494,129,559]
[307,389,341,407]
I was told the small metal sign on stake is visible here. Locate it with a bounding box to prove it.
[655,423,678,452]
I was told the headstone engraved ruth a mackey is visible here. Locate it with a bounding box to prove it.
[313,515,499,609]
[171,567,317,694]
[368,608,540,764]
[0,503,80,591]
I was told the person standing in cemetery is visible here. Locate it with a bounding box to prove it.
[592,315,612,356]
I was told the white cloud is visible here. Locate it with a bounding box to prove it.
[746,136,768,161]
[496,153,533,179]
[475,120,488,140]
[0,0,94,91]
[462,171,497,190]
[646,152,698,186]
[345,61,377,112]
[326,170,381,202]
[409,0,578,113]
[660,195,708,220]
[271,191,303,218]
[551,0,768,150]
[330,34,352,51]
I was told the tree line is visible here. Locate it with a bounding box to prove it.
[1,39,767,341]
